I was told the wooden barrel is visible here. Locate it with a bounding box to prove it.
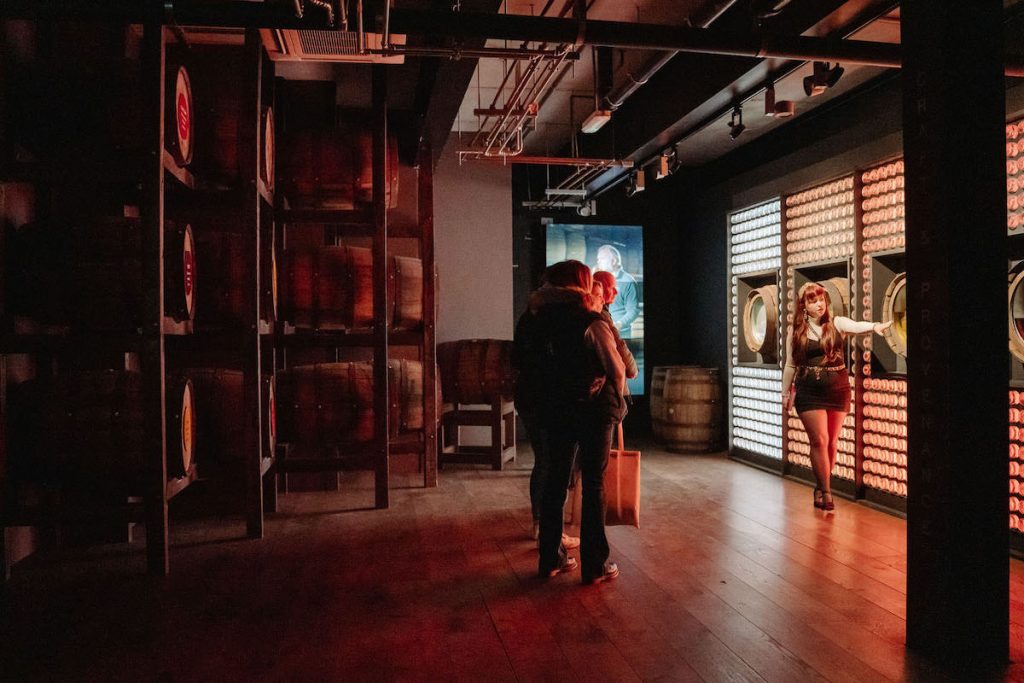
[8,218,196,329]
[661,367,722,453]
[392,255,423,330]
[74,218,195,327]
[7,42,191,165]
[282,246,350,330]
[197,233,276,326]
[277,361,422,444]
[742,284,778,360]
[649,366,670,438]
[188,369,276,461]
[279,122,399,210]
[882,272,907,357]
[819,276,850,320]
[276,363,375,446]
[8,370,194,484]
[437,339,515,405]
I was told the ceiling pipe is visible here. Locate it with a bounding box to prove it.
[387,9,906,68]
[605,0,741,111]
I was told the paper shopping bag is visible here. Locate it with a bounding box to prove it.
[605,424,641,527]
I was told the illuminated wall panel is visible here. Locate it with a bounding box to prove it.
[783,177,857,482]
[729,200,782,460]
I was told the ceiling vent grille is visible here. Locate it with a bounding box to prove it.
[261,29,405,63]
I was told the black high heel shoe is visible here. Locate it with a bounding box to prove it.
[821,491,835,511]
[813,487,825,509]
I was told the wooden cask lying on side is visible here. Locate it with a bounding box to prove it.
[278,118,399,211]
[6,218,196,329]
[276,360,424,446]
[8,370,195,486]
[188,369,276,462]
[437,339,515,406]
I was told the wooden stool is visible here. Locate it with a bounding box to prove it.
[439,399,516,470]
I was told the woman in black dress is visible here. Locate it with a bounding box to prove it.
[781,282,891,511]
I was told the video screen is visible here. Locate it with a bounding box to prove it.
[546,223,645,396]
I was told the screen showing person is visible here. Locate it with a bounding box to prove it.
[546,224,644,396]
[595,245,639,340]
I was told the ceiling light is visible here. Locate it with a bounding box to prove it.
[581,108,612,134]
[626,169,646,197]
[728,105,745,141]
[803,61,844,97]
[763,83,795,118]
[772,100,795,117]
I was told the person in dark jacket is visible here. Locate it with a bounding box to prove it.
[514,260,625,585]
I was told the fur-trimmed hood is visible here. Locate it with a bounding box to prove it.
[528,285,588,313]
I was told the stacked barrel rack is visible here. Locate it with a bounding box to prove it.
[0,22,280,576]
[0,17,439,578]
[271,67,438,504]
[728,124,1024,552]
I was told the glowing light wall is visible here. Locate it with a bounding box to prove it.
[729,200,783,460]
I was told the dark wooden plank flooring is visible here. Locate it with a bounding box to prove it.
[1,442,1022,682]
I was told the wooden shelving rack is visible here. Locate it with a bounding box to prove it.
[272,66,437,506]
[0,22,278,577]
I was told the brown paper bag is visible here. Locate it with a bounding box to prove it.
[563,425,641,528]
[606,424,641,527]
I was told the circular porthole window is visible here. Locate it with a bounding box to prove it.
[1008,267,1024,363]
[742,284,778,360]
[882,272,908,357]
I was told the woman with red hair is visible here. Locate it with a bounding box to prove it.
[781,282,891,511]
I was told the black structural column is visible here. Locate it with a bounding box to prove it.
[903,0,1008,670]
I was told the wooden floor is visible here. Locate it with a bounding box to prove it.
[2,443,1023,682]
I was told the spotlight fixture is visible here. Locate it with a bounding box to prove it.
[626,169,646,197]
[803,61,844,97]
[655,146,681,179]
[728,105,745,141]
[763,82,796,118]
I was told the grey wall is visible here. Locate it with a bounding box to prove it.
[434,138,514,343]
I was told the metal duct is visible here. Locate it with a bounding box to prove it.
[605,0,741,111]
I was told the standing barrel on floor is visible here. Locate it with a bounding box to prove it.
[661,367,722,453]
[188,369,276,462]
[437,339,515,406]
[7,370,196,486]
